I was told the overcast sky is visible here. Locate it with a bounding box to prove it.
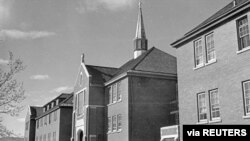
[0,0,232,136]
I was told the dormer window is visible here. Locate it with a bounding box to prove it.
[47,105,50,110]
[43,107,46,112]
[56,99,59,105]
[51,102,54,108]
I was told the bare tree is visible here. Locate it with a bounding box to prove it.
[0,52,26,137]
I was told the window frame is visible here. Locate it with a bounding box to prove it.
[117,114,122,131]
[112,83,117,103]
[197,92,208,122]
[205,33,216,63]
[194,38,204,68]
[112,115,117,132]
[237,16,250,51]
[117,81,122,101]
[242,80,250,116]
[108,117,112,133]
[209,89,221,121]
[76,89,86,117]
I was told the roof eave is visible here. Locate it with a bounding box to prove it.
[171,1,250,48]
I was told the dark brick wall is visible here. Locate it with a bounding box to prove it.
[130,76,177,141]
[59,108,73,141]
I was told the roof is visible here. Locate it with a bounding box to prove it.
[85,65,118,84]
[35,93,73,119]
[113,47,177,78]
[30,106,43,118]
[172,0,250,47]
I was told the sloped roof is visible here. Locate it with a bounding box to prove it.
[172,0,250,47]
[185,0,249,36]
[113,47,177,78]
[60,93,73,105]
[85,65,118,84]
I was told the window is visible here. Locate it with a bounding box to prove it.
[197,93,207,122]
[48,133,51,141]
[43,134,46,141]
[77,91,84,116]
[108,117,111,132]
[209,89,220,120]
[117,114,122,131]
[205,33,216,63]
[112,115,117,131]
[49,113,51,124]
[53,132,56,141]
[117,82,122,101]
[194,39,204,67]
[40,118,43,127]
[237,16,250,50]
[54,110,57,121]
[108,87,112,104]
[44,115,47,126]
[112,84,117,103]
[243,81,250,115]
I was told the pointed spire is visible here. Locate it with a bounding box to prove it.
[134,0,148,59]
[135,0,146,39]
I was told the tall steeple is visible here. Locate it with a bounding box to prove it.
[134,0,148,59]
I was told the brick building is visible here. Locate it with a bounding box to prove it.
[171,0,250,140]
[71,2,178,141]
[24,93,73,141]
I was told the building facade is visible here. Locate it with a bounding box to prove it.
[171,0,250,140]
[71,2,178,141]
[24,93,73,141]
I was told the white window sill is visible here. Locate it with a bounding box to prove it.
[107,99,122,107]
[107,129,122,134]
[205,59,217,66]
[196,120,208,125]
[243,115,250,119]
[237,46,250,54]
[209,118,222,123]
[193,64,205,70]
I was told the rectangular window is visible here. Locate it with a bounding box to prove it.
[77,91,84,116]
[54,110,57,121]
[194,39,204,67]
[205,33,216,63]
[53,132,56,141]
[112,115,117,131]
[237,16,250,50]
[43,134,46,141]
[108,86,112,104]
[209,89,220,120]
[243,81,250,115]
[197,93,207,122]
[41,117,43,127]
[117,82,122,101]
[117,114,122,131]
[48,133,51,141]
[49,113,51,124]
[112,84,117,103]
[108,117,111,132]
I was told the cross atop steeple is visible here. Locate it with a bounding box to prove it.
[134,0,148,59]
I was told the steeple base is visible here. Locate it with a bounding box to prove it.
[134,50,146,59]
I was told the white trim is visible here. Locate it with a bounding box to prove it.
[81,63,90,78]
[205,59,217,66]
[193,64,205,70]
[237,46,250,54]
[209,118,222,123]
[196,120,208,124]
[243,115,250,119]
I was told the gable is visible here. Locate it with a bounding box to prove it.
[74,64,89,93]
[134,48,177,74]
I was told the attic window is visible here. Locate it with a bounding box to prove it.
[233,0,237,7]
